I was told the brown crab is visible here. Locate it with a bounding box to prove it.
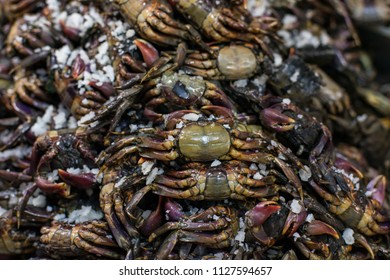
[112,0,210,52]
[0,210,39,256]
[148,205,239,260]
[27,131,98,197]
[40,220,124,259]
[168,0,281,57]
[126,160,301,221]
[179,43,263,80]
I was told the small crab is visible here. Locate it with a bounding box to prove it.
[39,220,124,259]
[294,220,374,260]
[168,0,281,57]
[112,0,210,52]
[126,160,302,220]
[99,106,303,185]
[310,175,390,236]
[0,210,39,256]
[148,205,239,260]
[27,130,98,197]
[180,43,264,80]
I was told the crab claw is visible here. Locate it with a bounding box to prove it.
[58,169,96,190]
[246,201,281,227]
[89,81,115,98]
[164,198,185,221]
[260,108,295,132]
[138,196,164,236]
[366,175,386,205]
[133,39,160,68]
[282,204,307,237]
[71,55,86,79]
[304,220,339,239]
[36,177,71,197]
[335,156,364,179]
[245,201,281,246]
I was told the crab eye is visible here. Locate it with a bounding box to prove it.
[172,81,190,100]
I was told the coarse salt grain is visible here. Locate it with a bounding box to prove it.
[342,228,355,245]
[305,213,315,223]
[146,167,163,185]
[183,113,201,122]
[290,199,303,214]
[0,206,7,216]
[210,160,221,167]
[299,165,312,182]
[67,206,103,223]
[141,161,154,175]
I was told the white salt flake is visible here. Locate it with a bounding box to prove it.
[0,206,7,216]
[67,206,103,223]
[211,160,221,167]
[305,213,315,223]
[183,113,200,121]
[146,167,163,185]
[342,228,355,245]
[291,199,303,214]
[233,79,248,88]
[299,165,312,182]
[141,161,155,175]
[253,172,263,180]
[30,195,47,208]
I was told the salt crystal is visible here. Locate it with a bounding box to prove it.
[211,160,221,167]
[141,210,152,219]
[233,79,248,88]
[141,161,154,175]
[126,29,135,38]
[67,116,78,129]
[290,199,303,214]
[273,53,283,66]
[249,163,258,170]
[30,195,46,208]
[78,111,96,126]
[176,121,184,129]
[292,232,300,241]
[305,213,315,223]
[0,206,7,216]
[282,14,298,27]
[53,213,66,221]
[282,98,291,105]
[299,165,312,182]
[67,206,103,223]
[146,167,162,185]
[182,113,200,121]
[342,228,355,245]
[290,71,300,82]
[253,172,263,180]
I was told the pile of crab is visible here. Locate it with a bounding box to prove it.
[1,0,390,260]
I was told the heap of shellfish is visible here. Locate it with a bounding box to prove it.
[0,0,389,259]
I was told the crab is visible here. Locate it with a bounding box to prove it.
[310,174,390,236]
[168,0,281,57]
[26,130,99,198]
[126,160,302,221]
[179,43,264,80]
[100,105,301,165]
[112,0,210,52]
[39,220,124,259]
[147,205,239,260]
[0,210,39,256]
